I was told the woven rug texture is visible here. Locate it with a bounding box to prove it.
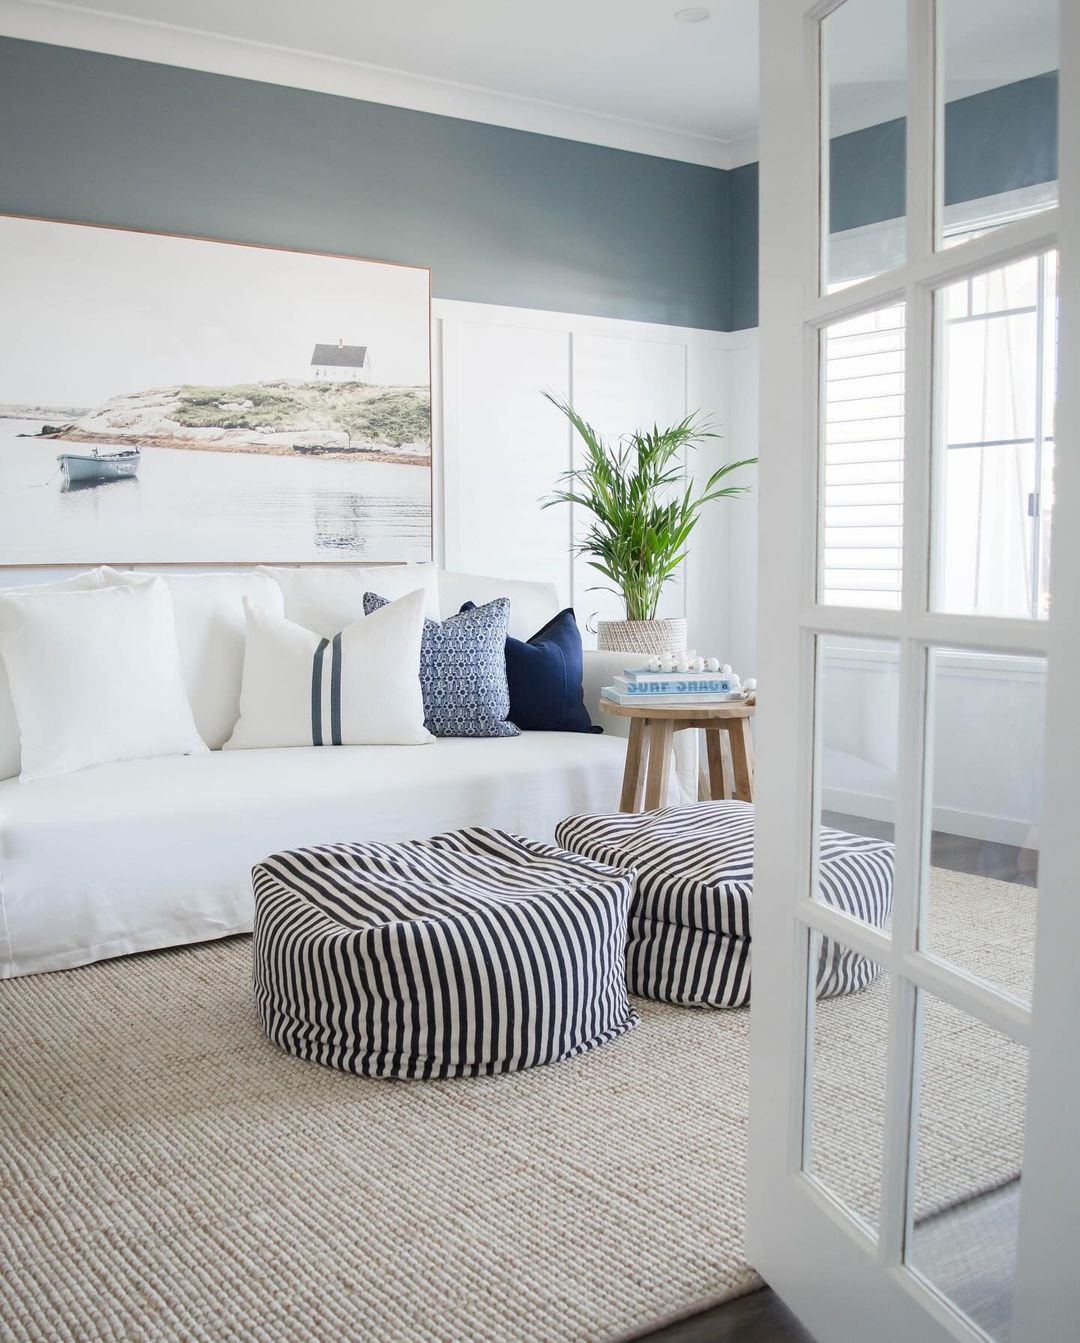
[0,867,1030,1342]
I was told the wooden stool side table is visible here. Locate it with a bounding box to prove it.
[599,699,756,813]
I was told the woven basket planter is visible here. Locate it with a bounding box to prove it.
[596,617,688,655]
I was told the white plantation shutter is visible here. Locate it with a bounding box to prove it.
[822,304,906,608]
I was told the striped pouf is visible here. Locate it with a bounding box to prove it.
[556,801,893,1008]
[252,828,638,1079]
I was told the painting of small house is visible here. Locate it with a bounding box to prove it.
[0,215,432,563]
[311,340,370,382]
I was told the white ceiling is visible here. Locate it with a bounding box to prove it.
[0,0,1060,168]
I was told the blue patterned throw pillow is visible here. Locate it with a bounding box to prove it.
[364,593,519,738]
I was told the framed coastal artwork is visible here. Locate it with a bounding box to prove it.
[0,214,432,565]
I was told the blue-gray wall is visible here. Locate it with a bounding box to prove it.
[732,72,1058,329]
[728,163,760,334]
[0,38,1058,336]
[0,36,731,331]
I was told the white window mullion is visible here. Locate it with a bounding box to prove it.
[879,977,920,1266]
[796,896,1034,1044]
[807,211,1060,329]
[877,0,936,1272]
[877,630,930,1264]
[801,605,1050,655]
[907,0,936,267]
[1030,252,1049,619]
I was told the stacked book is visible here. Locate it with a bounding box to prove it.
[601,667,743,707]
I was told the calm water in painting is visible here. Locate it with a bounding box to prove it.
[0,420,431,564]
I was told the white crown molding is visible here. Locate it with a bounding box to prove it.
[724,133,760,171]
[0,0,741,170]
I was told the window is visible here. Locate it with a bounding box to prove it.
[822,305,906,608]
[822,199,1058,616]
[937,250,1057,619]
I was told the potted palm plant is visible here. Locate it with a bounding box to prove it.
[542,393,756,653]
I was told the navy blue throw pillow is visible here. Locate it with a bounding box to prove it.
[461,604,598,734]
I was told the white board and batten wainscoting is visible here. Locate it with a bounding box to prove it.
[435,298,747,659]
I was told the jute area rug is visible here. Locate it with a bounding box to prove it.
[0,868,1029,1343]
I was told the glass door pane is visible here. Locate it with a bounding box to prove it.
[814,635,899,927]
[938,0,1059,247]
[922,650,1045,1004]
[822,304,906,607]
[933,253,1059,619]
[822,0,907,291]
[804,931,890,1233]
[907,992,1028,1340]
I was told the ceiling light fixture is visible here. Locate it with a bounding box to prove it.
[674,7,711,21]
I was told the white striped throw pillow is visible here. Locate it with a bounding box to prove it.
[225,587,432,750]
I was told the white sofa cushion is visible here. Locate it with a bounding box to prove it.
[0,567,109,779]
[99,568,285,749]
[259,563,440,634]
[0,581,207,781]
[226,590,432,750]
[0,734,629,978]
[438,571,560,641]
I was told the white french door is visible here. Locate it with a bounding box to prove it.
[747,2,1079,1340]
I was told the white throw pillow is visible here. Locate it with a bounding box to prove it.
[0,580,208,782]
[225,587,432,750]
[98,568,285,749]
[0,568,110,779]
[258,563,439,636]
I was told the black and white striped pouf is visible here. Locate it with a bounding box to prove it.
[556,801,893,1008]
[252,828,638,1079]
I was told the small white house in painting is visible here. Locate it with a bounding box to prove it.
[310,339,370,381]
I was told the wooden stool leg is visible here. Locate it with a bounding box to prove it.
[634,748,648,810]
[729,717,756,802]
[643,719,674,810]
[697,729,711,800]
[705,728,734,801]
[721,732,736,798]
[620,718,648,812]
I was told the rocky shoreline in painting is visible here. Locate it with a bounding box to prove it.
[15,380,432,466]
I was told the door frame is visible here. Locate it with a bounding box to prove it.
[746,2,1079,1339]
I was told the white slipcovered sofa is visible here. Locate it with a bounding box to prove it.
[0,567,692,979]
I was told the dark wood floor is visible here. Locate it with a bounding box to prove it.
[632,828,1029,1342]
[909,1179,1020,1341]
[824,812,1036,887]
[633,1288,814,1342]
[633,1175,1019,1341]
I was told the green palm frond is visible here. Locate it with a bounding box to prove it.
[540,391,757,622]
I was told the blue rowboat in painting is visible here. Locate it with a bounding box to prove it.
[57,448,141,487]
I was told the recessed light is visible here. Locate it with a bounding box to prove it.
[675,6,711,21]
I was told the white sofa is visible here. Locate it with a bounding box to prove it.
[0,567,691,979]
